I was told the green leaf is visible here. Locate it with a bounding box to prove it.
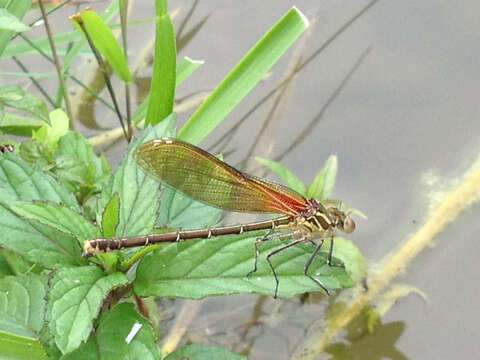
[2,30,81,58]
[0,112,43,136]
[176,56,203,87]
[33,109,69,150]
[0,85,49,124]
[102,193,119,237]
[11,201,100,241]
[0,330,49,360]
[63,303,159,360]
[255,157,307,195]
[0,249,33,275]
[96,115,175,236]
[307,155,338,200]
[145,0,176,126]
[0,0,31,57]
[54,131,111,199]
[134,232,353,299]
[71,8,131,82]
[0,201,82,268]
[18,139,52,167]
[165,344,245,360]
[0,251,13,277]
[96,303,159,360]
[48,266,129,354]
[0,8,30,32]
[132,57,202,125]
[325,237,365,283]
[0,274,46,337]
[178,7,309,144]
[0,151,78,209]
[63,0,120,71]
[156,187,221,229]
[61,335,96,360]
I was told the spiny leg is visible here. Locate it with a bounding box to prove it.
[326,235,345,268]
[246,230,298,278]
[265,237,306,299]
[246,230,273,278]
[304,238,331,295]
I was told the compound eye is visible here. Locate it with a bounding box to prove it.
[342,216,355,233]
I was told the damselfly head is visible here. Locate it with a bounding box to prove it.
[328,207,355,234]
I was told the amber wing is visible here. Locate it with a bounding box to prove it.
[135,138,309,216]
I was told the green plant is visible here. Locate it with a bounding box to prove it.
[0,1,368,359]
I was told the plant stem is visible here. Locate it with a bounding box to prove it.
[119,0,132,140]
[75,19,128,140]
[16,33,118,115]
[11,56,55,106]
[37,0,74,127]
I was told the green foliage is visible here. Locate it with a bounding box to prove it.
[307,155,338,200]
[0,112,43,136]
[70,8,131,82]
[145,0,176,126]
[66,303,159,360]
[134,232,357,298]
[178,7,309,145]
[0,85,49,124]
[47,266,129,354]
[0,3,366,359]
[0,0,32,56]
[0,8,30,32]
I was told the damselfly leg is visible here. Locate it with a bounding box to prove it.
[327,236,345,268]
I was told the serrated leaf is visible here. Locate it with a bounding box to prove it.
[307,155,337,200]
[63,303,159,360]
[0,85,49,124]
[33,109,69,150]
[0,201,83,268]
[95,303,158,360]
[0,273,46,337]
[61,336,96,360]
[18,139,52,166]
[102,193,119,237]
[11,201,100,241]
[26,220,85,266]
[156,187,221,229]
[48,266,129,354]
[165,344,245,360]
[134,232,353,298]
[96,115,175,236]
[0,8,30,32]
[54,131,110,196]
[255,157,307,195]
[0,330,49,360]
[0,151,78,209]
